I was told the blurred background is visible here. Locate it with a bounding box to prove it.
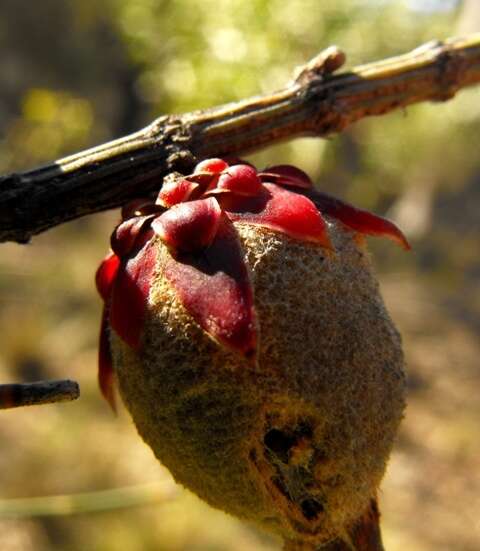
[0,0,479,549]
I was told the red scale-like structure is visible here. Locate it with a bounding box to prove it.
[96,158,409,411]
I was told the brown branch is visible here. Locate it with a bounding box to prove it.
[0,380,80,409]
[1,34,480,244]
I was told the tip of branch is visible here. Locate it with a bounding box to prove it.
[0,379,80,409]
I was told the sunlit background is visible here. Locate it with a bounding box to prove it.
[0,1,479,550]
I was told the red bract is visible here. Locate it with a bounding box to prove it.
[215,164,262,196]
[152,197,222,252]
[156,178,199,207]
[95,252,121,410]
[96,251,120,301]
[111,215,155,257]
[222,184,331,248]
[162,214,257,358]
[96,158,410,408]
[258,165,313,189]
[194,158,229,174]
[305,190,411,250]
[109,238,156,351]
[98,307,116,411]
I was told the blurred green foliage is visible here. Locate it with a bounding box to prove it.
[1,1,480,550]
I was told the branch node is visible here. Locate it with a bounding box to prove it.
[435,48,469,102]
[292,45,346,86]
[166,149,197,173]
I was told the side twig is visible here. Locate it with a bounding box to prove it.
[1,34,479,244]
[0,380,80,409]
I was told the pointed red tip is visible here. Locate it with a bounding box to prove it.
[156,178,199,207]
[307,190,411,251]
[110,215,155,258]
[259,165,313,189]
[194,158,229,174]
[212,164,263,196]
[152,197,222,252]
[98,306,117,413]
[96,252,121,301]
[109,239,157,351]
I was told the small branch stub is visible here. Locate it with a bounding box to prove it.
[292,45,347,84]
[0,380,80,409]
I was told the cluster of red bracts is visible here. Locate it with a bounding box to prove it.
[96,159,410,409]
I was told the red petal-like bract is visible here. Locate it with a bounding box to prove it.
[96,253,121,411]
[215,165,262,196]
[156,178,199,207]
[305,190,411,250]
[98,305,116,411]
[223,183,331,249]
[162,215,257,359]
[194,158,229,174]
[95,252,120,301]
[259,165,313,189]
[109,236,157,350]
[111,215,155,258]
[96,158,410,408]
[189,159,229,193]
[152,197,222,252]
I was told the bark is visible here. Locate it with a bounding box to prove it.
[1,34,479,244]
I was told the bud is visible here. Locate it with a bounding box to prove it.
[96,160,409,547]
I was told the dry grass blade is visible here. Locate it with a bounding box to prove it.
[0,482,179,518]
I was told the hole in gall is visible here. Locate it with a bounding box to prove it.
[264,429,296,463]
[301,498,324,520]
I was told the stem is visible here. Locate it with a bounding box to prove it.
[1,34,479,244]
[284,499,384,551]
[0,380,80,409]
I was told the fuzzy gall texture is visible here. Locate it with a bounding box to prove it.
[110,219,405,545]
